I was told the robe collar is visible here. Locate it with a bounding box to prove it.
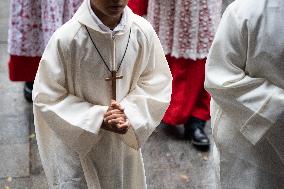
[74,0,133,35]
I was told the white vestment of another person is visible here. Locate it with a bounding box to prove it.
[32,0,172,188]
[205,0,284,188]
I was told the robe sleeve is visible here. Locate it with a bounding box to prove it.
[33,32,108,155]
[119,31,172,150]
[205,6,284,145]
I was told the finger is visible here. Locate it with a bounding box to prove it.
[105,110,126,118]
[111,101,124,111]
[116,103,124,111]
[104,114,126,122]
[106,108,124,114]
[104,123,128,134]
[110,100,118,107]
[104,109,125,117]
[117,121,129,129]
[106,105,114,112]
[102,120,128,134]
[109,100,119,110]
[106,117,125,125]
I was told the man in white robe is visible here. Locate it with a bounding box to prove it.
[32,0,172,188]
[205,0,284,188]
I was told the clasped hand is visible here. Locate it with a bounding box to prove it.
[102,100,130,134]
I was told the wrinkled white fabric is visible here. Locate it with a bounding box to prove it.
[147,0,221,60]
[205,0,284,188]
[33,0,172,188]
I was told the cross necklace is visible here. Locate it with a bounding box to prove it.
[85,26,132,100]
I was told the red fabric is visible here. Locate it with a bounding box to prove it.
[8,55,41,81]
[128,0,148,16]
[163,56,211,125]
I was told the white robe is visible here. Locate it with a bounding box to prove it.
[32,1,172,188]
[205,0,284,188]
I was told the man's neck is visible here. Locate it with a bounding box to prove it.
[91,6,122,30]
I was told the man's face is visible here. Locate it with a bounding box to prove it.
[91,0,128,18]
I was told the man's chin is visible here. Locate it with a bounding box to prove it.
[107,7,124,16]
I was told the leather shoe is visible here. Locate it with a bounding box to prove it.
[24,81,33,103]
[184,117,210,149]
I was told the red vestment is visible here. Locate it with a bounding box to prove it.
[163,56,210,125]
[127,0,148,16]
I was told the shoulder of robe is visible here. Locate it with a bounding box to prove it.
[131,14,157,46]
[226,0,275,26]
[49,18,83,49]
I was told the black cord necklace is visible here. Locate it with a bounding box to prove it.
[85,26,132,73]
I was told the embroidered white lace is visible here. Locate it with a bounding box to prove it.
[8,0,83,56]
[147,0,221,60]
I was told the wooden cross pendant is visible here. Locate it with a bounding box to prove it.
[105,70,123,100]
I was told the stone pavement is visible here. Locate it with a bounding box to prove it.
[0,0,234,188]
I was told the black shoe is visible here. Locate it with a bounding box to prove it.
[24,81,33,103]
[184,117,210,150]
